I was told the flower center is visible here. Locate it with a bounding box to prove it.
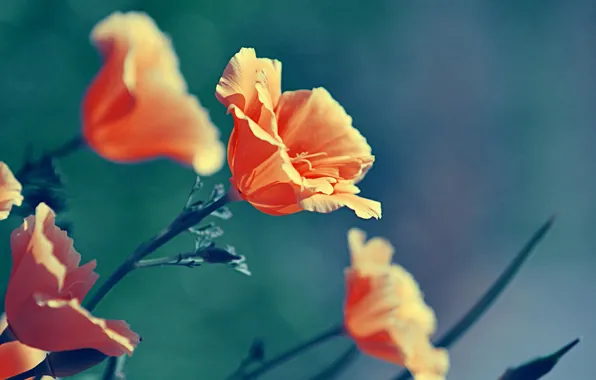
[290,151,327,172]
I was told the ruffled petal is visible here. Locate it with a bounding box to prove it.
[0,162,23,220]
[0,314,46,380]
[276,88,374,181]
[19,295,140,356]
[216,47,282,127]
[300,192,382,219]
[82,11,224,175]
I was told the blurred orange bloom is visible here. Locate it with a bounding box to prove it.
[343,228,449,379]
[216,48,381,219]
[0,162,23,220]
[4,203,140,356]
[82,12,225,175]
[0,314,46,380]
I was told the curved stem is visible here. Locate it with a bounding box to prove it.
[17,135,85,176]
[84,194,230,312]
[232,324,345,380]
[45,135,86,160]
[392,216,555,380]
[308,345,359,380]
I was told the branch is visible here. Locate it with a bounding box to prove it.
[308,345,359,380]
[84,194,231,312]
[228,324,345,380]
[392,216,556,380]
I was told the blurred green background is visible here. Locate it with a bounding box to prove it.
[0,0,595,379]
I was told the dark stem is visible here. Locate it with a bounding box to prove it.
[103,355,126,380]
[84,194,230,312]
[17,135,85,176]
[135,251,203,269]
[308,345,359,380]
[231,324,345,380]
[392,216,555,380]
[45,135,86,160]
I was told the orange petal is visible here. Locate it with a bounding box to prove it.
[7,204,68,322]
[0,162,23,220]
[276,88,374,182]
[300,192,382,219]
[23,295,140,356]
[216,48,282,129]
[82,11,224,175]
[343,230,448,379]
[348,228,394,275]
[227,106,301,216]
[5,203,137,356]
[0,314,46,380]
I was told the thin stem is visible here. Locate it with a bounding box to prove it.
[231,324,345,380]
[17,135,85,176]
[392,216,555,380]
[135,251,202,269]
[103,355,126,380]
[84,194,230,312]
[44,135,86,160]
[308,345,359,380]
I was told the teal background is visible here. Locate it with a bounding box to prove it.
[1,0,595,379]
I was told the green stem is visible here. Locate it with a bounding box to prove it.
[231,324,345,380]
[17,135,85,176]
[392,216,555,380]
[84,194,230,312]
[308,345,359,380]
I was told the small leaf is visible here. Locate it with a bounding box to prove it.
[200,247,241,264]
[184,176,204,209]
[192,176,203,191]
[498,338,580,380]
[189,223,224,240]
[212,206,233,220]
[210,183,226,201]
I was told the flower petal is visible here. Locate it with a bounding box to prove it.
[0,314,46,380]
[227,107,300,209]
[26,295,140,356]
[276,88,374,182]
[7,204,68,322]
[216,47,282,126]
[82,11,224,175]
[300,192,382,219]
[0,162,23,220]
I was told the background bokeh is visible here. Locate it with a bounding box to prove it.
[0,0,595,379]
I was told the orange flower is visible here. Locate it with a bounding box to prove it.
[0,314,46,379]
[343,228,449,379]
[4,203,140,356]
[0,162,23,220]
[82,12,225,175]
[216,48,381,219]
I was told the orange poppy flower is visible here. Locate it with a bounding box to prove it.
[216,48,381,219]
[0,314,46,379]
[0,162,23,220]
[82,12,225,176]
[343,228,449,379]
[4,203,140,356]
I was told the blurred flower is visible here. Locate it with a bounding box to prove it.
[0,313,46,379]
[82,11,225,175]
[216,48,381,219]
[343,228,448,379]
[0,162,23,220]
[4,203,140,356]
